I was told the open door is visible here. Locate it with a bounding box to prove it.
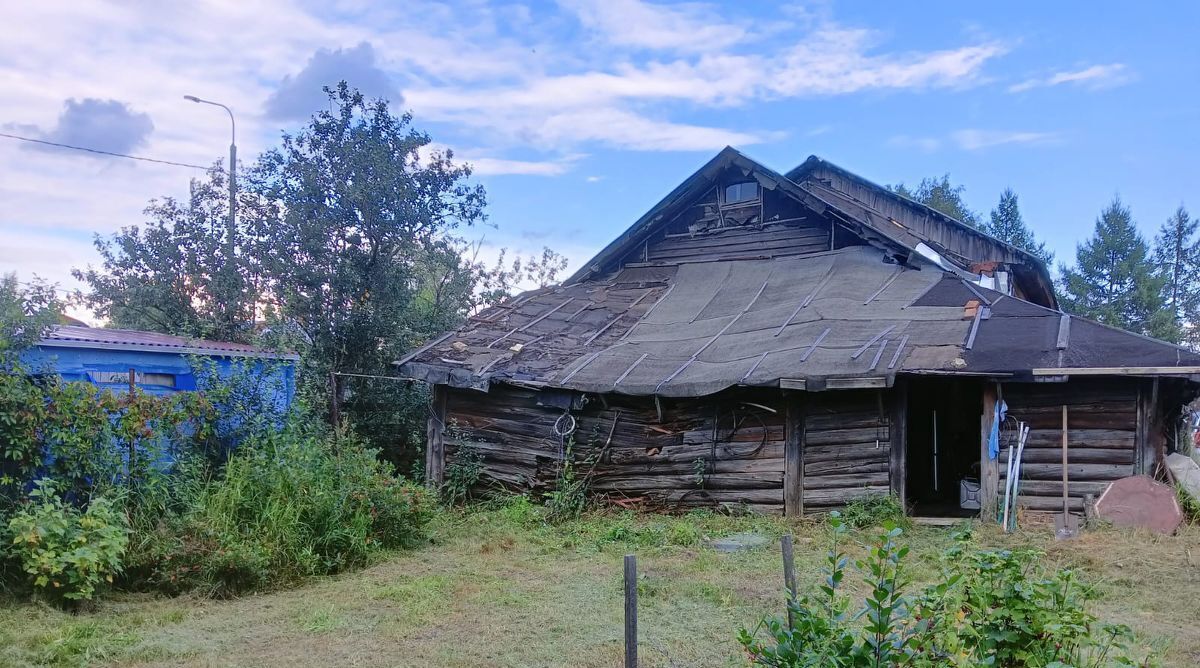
[906,378,983,517]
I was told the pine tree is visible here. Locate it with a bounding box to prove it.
[985,188,1053,266]
[1059,197,1174,339]
[1152,205,1199,345]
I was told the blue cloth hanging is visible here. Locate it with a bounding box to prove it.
[988,399,1007,459]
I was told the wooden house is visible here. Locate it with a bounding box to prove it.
[397,148,1200,518]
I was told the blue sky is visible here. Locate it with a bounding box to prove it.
[2,1,1198,321]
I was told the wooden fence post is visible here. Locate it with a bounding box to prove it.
[624,554,638,668]
[781,534,797,628]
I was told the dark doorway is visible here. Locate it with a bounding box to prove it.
[905,379,982,517]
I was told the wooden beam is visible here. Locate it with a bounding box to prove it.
[889,381,908,509]
[979,382,1000,521]
[1032,366,1200,376]
[784,394,805,517]
[425,385,448,489]
[826,377,888,390]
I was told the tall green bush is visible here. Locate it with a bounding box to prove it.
[739,518,1150,667]
[6,481,128,603]
[128,419,432,596]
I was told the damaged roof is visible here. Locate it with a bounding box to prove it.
[396,149,1200,395]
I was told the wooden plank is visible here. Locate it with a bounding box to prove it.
[889,381,907,507]
[425,385,448,488]
[998,447,1134,465]
[785,395,804,516]
[806,426,891,446]
[1032,366,1200,376]
[979,382,1000,520]
[802,472,890,490]
[804,460,890,476]
[826,377,888,390]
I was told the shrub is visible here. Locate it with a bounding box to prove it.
[441,444,483,506]
[544,439,589,523]
[840,494,909,530]
[738,516,1150,667]
[5,481,128,604]
[128,419,432,596]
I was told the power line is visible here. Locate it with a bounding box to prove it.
[0,131,210,170]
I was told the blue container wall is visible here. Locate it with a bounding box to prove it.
[22,346,296,409]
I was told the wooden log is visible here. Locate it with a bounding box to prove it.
[889,382,907,506]
[997,480,1111,497]
[980,382,1000,521]
[801,472,890,490]
[1012,494,1086,512]
[806,412,890,431]
[803,443,889,463]
[426,385,447,488]
[590,472,783,491]
[781,535,797,627]
[998,447,1134,465]
[624,554,637,668]
[1021,429,1134,448]
[806,426,891,446]
[785,396,804,516]
[804,460,891,476]
[800,486,891,505]
[655,488,784,504]
[1013,463,1133,481]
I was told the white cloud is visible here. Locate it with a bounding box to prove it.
[950,129,1059,150]
[1008,63,1133,93]
[0,0,1017,313]
[887,135,942,152]
[560,0,748,53]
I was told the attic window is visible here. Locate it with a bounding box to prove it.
[723,181,759,205]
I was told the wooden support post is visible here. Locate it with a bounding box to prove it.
[426,385,447,489]
[889,381,908,509]
[979,382,1000,521]
[329,372,341,427]
[784,394,805,517]
[127,368,137,478]
[781,534,797,628]
[624,554,638,668]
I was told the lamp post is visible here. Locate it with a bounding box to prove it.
[183,95,240,331]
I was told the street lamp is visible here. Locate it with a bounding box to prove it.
[184,95,240,331]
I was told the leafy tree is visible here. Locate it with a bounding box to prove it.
[985,188,1053,266]
[889,174,980,228]
[74,83,569,464]
[72,169,267,343]
[1059,197,1174,339]
[0,274,61,368]
[249,83,487,388]
[1152,205,1200,346]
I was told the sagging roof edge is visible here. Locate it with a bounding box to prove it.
[392,362,1200,398]
[787,155,1058,308]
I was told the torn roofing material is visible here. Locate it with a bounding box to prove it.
[397,246,976,395]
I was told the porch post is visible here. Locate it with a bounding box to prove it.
[888,380,908,509]
[426,385,447,489]
[979,382,1000,521]
[784,393,805,517]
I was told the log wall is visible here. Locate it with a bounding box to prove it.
[998,379,1139,512]
[439,384,899,514]
[803,390,892,510]
[443,385,788,514]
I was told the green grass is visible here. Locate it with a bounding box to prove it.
[1,500,1198,666]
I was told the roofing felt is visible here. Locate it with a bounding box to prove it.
[398,246,980,395]
[398,244,1200,395]
[39,325,299,360]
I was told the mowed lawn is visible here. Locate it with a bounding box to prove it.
[2,501,1198,667]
